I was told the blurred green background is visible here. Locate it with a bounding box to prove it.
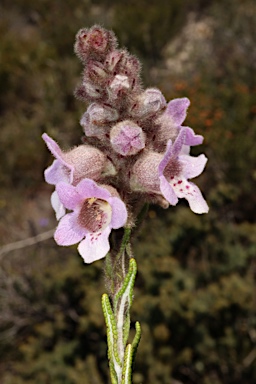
[0,0,256,383]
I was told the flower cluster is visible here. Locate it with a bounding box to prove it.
[43,25,209,263]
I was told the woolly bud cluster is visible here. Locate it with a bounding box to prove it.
[43,25,209,263]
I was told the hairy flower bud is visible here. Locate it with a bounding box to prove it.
[119,52,141,77]
[129,88,166,120]
[80,103,119,138]
[81,81,103,100]
[110,120,146,156]
[42,133,107,186]
[108,74,130,99]
[86,103,119,124]
[74,25,117,63]
[130,151,162,193]
[104,50,124,73]
[83,60,108,85]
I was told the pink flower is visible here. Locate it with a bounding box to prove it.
[130,127,209,214]
[158,128,209,214]
[42,133,107,219]
[43,133,106,185]
[54,179,128,263]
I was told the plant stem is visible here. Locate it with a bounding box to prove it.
[102,258,140,384]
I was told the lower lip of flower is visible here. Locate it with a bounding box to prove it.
[78,198,112,233]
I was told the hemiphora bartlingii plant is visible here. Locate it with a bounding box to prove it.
[43,25,209,384]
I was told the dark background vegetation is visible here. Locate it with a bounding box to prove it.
[0,0,256,383]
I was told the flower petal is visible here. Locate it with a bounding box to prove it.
[42,133,72,169]
[42,133,74,183]
[54,213,85,245]
[42,133,63,160]
[159,175,178,206]
[51,190,66,220]
[170,178,209,214]
[172,128,187,157]
[108,197,128,229]
[184,126,204,146]
[56,182,83,210]
[180,154,208,179]
[185,184,209,214]
[76,179,111,200]
[78,226,111,263]
[158,140,173,175]
[166,97,190,125]
[158,128,186,176]
[44,160,70,185]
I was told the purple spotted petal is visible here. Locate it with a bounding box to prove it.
[166,98,190,125]
[56,182,83,210]
[78,226,111,263]
[184,183,209,214]
[109,197,128,228]
[170,178,209,214]
[184,126,204,146]
[159,175,178,206]
[180,154,208,179]
[54,212,85,246]
[76,179,111,200]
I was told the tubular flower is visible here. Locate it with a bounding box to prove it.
[43,133,106,185]
[42,133,108,219]
[158,128,209,214]
[54,179,127,263]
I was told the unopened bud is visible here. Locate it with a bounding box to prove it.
[108,74,130,100]
[130,151,162,193]
[110,120,146,156]
[85,103,119,124]
[80,114,105,138]
[42,133,108,185]
[80,103,119,138]
[119,52,141,76]
[130,88,166,119]
[64,145,106,184]
[81,81,103,100]
[104,50,124,73]
[84,60,108,84]
[74,25,117,62]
